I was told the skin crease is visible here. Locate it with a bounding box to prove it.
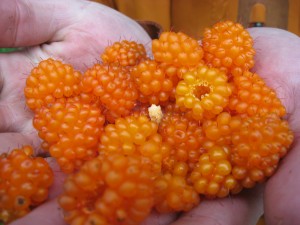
[0,0,299,225]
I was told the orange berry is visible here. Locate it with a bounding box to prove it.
[58,154,154,225]
[154,173,200,213]
[152,31,203,66]
[99,115,170,175]
[24,58,81,111]
[228,71,286,117]
[189,145,239,198]
[131,60,174,105]
[33,101,105,173]
[0,146,53,223]
[80,64,138,122]
[202,21,255,77]
[158,110,205,172]
[175,65,232,121]
[202,111,236,146]
[230,113,294,188]
[101,40,147,67]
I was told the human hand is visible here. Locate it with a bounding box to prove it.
[2,1,300,225]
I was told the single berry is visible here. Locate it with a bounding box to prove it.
[202,21,255,77]
[99,115,170,175]
[58,153,154,225]
[24,58,81,111]
[0,146,53,224]
[154,173,200,213]
[228,71,286,117]
[158,110,205,173]
[230,113,294,188]
[33,101,105,173]
[80,64,138,123]
[152,31,203,67]
[189,145,240,198]
[131,60,174,105]
[101,40,147,67]
[175,65,232,121]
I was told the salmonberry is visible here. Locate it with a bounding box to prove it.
[99,115,170,175]
[101,40,148,67]
[158,110,205,172]
[154,173,199,213]
[189,145,240,198]
[152,32,204,98]
[230,113,294,188]
[80,64,138,123]
[202,111,236,146]
[24,58,81,111]
[202,21,255,77]
[0,146,53,224]
[228,71,286,117]
[33,101,105,173]
[58,153,154,225]
[131,60,174,105]
[152,31,203,67]
[176,65,232,121]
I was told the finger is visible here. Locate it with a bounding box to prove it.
[0,0,71,47]
[9,198,67,225]
[170,185,264,225]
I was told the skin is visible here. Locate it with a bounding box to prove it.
[0,0,300,225]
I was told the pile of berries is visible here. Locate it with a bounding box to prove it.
[1,20,294,225]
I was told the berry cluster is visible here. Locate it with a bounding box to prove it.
[16,20,294,225]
